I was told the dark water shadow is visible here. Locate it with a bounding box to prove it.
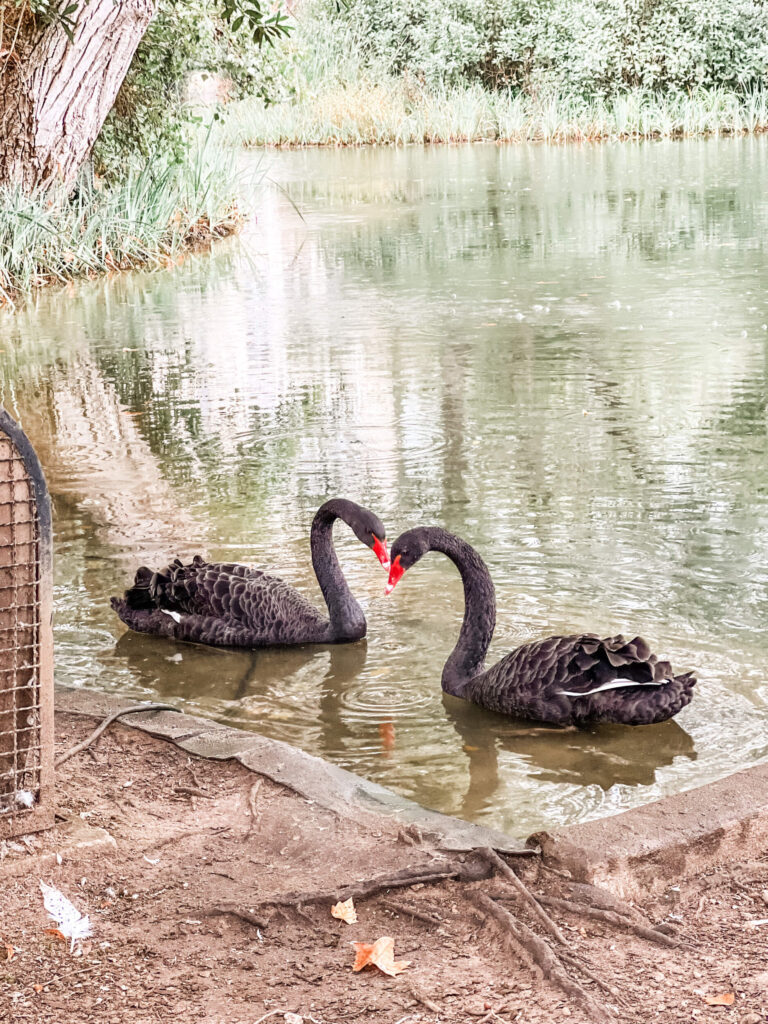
[444,694,697,820]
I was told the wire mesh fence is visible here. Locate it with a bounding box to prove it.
[0,410,53,839]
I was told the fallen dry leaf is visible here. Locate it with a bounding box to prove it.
[331,897,358,924]
[33,984,43,994]
[44,928,67,943]
[704,993,735,1006]
[1,942,14,962]
[352,936,410,977]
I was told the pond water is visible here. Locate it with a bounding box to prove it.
[4,138,768,837]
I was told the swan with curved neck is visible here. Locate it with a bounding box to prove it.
[111,498,388,647]
[386,527,696,726]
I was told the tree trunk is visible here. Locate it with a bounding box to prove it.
[0,0,155,190]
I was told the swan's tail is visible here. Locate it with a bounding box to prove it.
[120,566,158,609]
[561,635,696,726]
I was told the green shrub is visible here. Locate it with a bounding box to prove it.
[336,0,768,96]
[93,0,289,178]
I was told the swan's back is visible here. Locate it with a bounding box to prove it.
[467,633,696,726]
[111,556,331,647]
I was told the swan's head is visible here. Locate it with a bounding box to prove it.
[351,508,389,568]
[385,528,430,593]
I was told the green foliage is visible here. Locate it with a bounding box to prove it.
[336,0,768,96]
[93,0,290,178]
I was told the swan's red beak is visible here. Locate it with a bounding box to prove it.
[372,535,389,568]
[385,555,405,594]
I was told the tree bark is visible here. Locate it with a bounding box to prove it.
[0,0,155,190]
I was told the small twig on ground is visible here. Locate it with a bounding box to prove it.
[252,1012,292,1024]
[185,763,203,788]
[55,704,180,767]
[173,785,212,799]
[407,980,442,1014]
[478,847,567,946]
[379,898,442,926]
[145,825,230,850]
[473,892,613,1024]
[247,780,263,832]
[202,905,271,930]
[538,861,574,881]
[534,894,680,948]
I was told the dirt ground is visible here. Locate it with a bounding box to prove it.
[1,711,767,1024]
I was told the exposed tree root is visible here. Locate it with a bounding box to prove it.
[202,905,271,930]
[256,863,467,908]
[406,980,442,1014]
[473,892,614,1024]
[558,949,626,1004]
[478,847,567,945]
[247,779,263,833]
[536,894,680,947]
[55,703,180,767]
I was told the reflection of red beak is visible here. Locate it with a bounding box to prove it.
[372,535,389,568]
[385,555,405,594]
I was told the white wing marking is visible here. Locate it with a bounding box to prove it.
[561,677,671,697]
[161,609,182,623]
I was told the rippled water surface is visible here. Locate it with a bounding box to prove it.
[4,139,768,836]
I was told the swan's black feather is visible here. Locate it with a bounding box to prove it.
[466,633,696,726]
[112,559,330,647]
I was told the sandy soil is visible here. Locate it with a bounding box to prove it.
[1,712,767,1024]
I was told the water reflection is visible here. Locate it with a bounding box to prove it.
[3,139,768,835]
[444,696,696,820]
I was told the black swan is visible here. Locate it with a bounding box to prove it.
[111,499,388,647]
[385,527,696,726]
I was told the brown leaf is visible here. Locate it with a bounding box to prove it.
[44,928,67,943]
[331,897,358,924]
[33,984,43,994]
[704,993,735,1006]
[1,942,14,962]
[352,936,410,977]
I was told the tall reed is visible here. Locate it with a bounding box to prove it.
[0,133,245,308]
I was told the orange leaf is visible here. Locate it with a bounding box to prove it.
[704,993,735,1006]
[331,898,358,924]
[33,984,43,994]
[44,928,67,943]
[352,936,410,977]
[1,942,14,962]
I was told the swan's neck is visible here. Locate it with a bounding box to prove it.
[310,501,366,641]
[426,529,496,697]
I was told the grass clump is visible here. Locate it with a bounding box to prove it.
[0,134,245,308]
[228,80,768,148]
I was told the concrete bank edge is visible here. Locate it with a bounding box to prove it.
[55,686,529,855]
[533,755,768,898]
[56,687,768,896]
